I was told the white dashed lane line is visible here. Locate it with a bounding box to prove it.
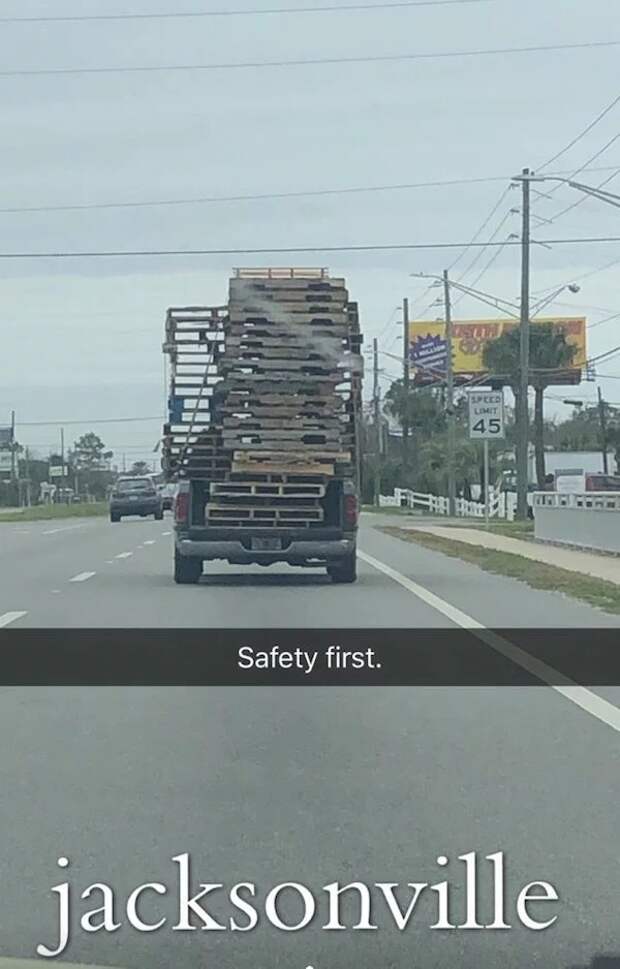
[115,552,133,559]
[69,571,96,583]
[42,524,86,535]
[143,540,156,546]
[162,531,171,536]
[0,611,28,628]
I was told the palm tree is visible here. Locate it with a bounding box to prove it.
[483,323,576,487]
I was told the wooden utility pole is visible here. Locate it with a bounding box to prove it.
[516,168,532,520]
[443,270,456,515]
[402,297,410,466]
[598,385,609,474]
[373,337,381,505]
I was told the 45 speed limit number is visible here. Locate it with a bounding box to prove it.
[468,390,505,439]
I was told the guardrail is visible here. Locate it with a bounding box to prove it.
[533,491,620,553]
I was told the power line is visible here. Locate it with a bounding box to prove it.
[446,185,513,273]
[0,174,517,215]
[2,237,620,259]
[530,253,620,299]
[464,232,514,293]
[2,165,619,216]
[589,311,620,330]
[537,92,620,172]
[18,416,162,427]
[2,40,619,78]
[453,208,515,295]
[548,164,620,223]
[0,0,492,23]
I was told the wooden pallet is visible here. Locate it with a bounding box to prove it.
[206,505,323,522]
[210,481,326,498]
[205,516,319,529]
[222,416,345,431]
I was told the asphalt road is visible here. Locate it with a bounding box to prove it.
[0,515,617,968]
[0,512,619,628]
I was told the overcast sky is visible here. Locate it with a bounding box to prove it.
[1,0,620,463]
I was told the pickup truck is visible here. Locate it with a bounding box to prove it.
[162,269,363,584]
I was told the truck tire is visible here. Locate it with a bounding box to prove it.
[328,552,357,584]
[154,509,164,520]
[110,512,121,523]
[174,550,202,585]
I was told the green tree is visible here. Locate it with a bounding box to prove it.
[482,322,576,488]
[70,433,114,500]
[129,460,151,476]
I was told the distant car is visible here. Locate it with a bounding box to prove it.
[109,476,164,522]
[159,482,177,511]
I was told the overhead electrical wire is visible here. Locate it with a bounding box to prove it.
[1,40,619,78]
[0,0,492,23]
[588,311,620,330]
[451,210,516,306]
[17,416,162,427]
[2,166,619,217]
[446,184,513,273]
[462,232,514,294]
[2,236,620,259]
[548,165,620,222]
[537,92,620,172]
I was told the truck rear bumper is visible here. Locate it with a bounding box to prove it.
[175,536,355,564]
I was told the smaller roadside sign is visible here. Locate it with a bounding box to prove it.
[0,451,13,472]
[49,465,68,478]
[468,390,505,440]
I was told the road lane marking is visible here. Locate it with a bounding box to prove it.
[0,611,27,628]
[143,540,156,546]
[115,552,133,559]
[69,571,96,583]
[358,549,620,735]
[162,531,171,536]
[43,524,86,535]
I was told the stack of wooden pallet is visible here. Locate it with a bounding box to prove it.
[219,269,361,473]
[162,270,363,529]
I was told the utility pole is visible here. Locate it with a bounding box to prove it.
[10,410,16,486]
[60,427,65,503]
[597,386,609,474]
[516,168,531,520]
[373,337,381,506]
[24,447,31,507]
[443,269,456,516]
[402,297,410,467]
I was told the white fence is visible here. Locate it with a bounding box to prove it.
[533,491,620,553]
[379,488,517,520]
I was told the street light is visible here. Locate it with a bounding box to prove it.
[512,173,620,210]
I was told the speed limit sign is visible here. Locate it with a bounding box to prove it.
[468,390,505,440]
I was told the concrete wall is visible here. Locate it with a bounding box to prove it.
[534,493,620,554]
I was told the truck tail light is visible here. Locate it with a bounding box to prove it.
[344,494,359,527]
[174,491,189,524]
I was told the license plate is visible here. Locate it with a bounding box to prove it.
[251,537,282,552]
[129,495,139,501]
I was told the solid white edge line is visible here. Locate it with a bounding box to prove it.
[358,549,620,734]
[69,571,96,583]
[0,611,27,628]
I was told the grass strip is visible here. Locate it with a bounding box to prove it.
[381,525,620,615]
[0,502,108,522]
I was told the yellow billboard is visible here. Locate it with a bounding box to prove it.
[409,316,587,378]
